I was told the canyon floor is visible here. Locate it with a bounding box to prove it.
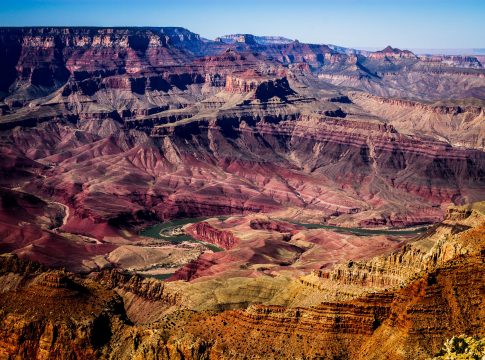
[0,27,484,359]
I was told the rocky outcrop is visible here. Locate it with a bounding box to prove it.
[223,34,257,45]
[184,221,239,249]
[94,269,178,304]
[253,77,296,101]
[369,46,418,60]
[224,71,296,102]
[0,254,481,360]
[0,255,130,360]
[419,54,483,69]
[168,256,217,282]
[0,252,45,277]
[170,293,395,359]
[224,72,264,93]
[310,203,485,293]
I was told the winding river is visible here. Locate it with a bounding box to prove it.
[290,222,429,236]
[139,216,225,252]
[140,216,428,247]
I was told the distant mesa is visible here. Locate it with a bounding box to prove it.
[370,45,417,59]
[215,34,294,45]
[382,45,403,53]
[224,70,296,102]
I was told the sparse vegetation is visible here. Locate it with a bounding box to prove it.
[431,335,485,360]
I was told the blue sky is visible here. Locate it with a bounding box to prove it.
[0,0,483,49]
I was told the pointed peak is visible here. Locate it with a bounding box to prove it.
[371,45,417,59]
[382,45,398,53]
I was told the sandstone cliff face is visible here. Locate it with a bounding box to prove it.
[154,254,483,360]
[184,221,239,250]
[224,72,265,93]
[302,203,485,296]
[216,34,293,46]
[0,27,221,114]
[94,269,178,304]
[0,255,130,360]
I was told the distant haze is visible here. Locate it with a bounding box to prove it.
[411,49,485,56]
[358,48,485,56]
[0,0,483,49]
